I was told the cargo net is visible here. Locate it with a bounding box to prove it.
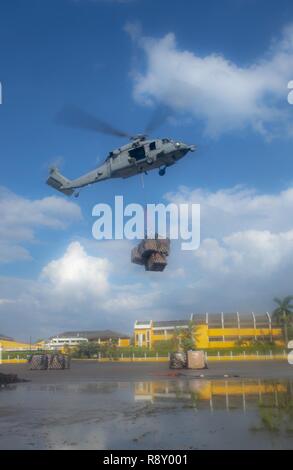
[28,354,71,370]
[131,236,170,272]
[169,351,207,370]
[169,352,187,369]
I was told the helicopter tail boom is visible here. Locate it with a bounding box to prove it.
[46,168,75,196]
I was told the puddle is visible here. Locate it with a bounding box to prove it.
[0,378,292,449]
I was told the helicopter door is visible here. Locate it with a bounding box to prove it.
[128,146,146,161]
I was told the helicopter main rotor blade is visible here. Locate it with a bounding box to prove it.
[56,105,131,138]
[144,104,171,135]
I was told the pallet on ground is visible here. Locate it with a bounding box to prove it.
[169,352,187,369]
[28,353,70,370]
[29,354,48,370]
[187,350,207,369]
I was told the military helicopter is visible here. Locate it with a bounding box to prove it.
[46,106,196,197]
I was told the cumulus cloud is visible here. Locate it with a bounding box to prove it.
[165,185,293,237]
[0,187,82,263]
[196,230,293,276]
[126,23,293,137]
[41,241,110,296]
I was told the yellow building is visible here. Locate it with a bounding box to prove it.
[0,334,39,351]
[134,312,283,349]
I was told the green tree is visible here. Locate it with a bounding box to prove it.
[272,296,293,345]
[153,339,175,354]
[76,341,99,358]
[172,322,196,352]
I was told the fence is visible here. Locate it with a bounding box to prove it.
[0,349,289,364]
[76,350,288,362]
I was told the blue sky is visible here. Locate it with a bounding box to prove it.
[1,0,293,340]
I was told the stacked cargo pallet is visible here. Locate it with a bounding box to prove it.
[169,352,187,369]
[187,350,207,369]
[29,354,48,370]
[169,350,208,370]
[48,354,64,370]
[29,353,70,370]
[131,237,170,272]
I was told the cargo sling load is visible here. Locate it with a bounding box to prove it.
[131,236,170,272]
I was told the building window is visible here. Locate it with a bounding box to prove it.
[223,336,241,342]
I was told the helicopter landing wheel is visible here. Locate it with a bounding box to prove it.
[159,167,166,176]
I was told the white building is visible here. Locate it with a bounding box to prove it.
[45,336,88,350]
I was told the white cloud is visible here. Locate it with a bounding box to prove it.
[104,289,160,312]
[165,185,293,237]
[196,230,293,277]
[126,24,293,137]
[0,187,82,263]
[41,241,110,297]
[0,243,31,263]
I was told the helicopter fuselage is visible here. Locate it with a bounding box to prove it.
[47,137,195,196]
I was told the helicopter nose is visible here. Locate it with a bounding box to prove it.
[181,143,195,153]
[174,142,195,155]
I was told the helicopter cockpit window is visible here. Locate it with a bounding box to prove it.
[129,146,146,161]
[149,141,156,151]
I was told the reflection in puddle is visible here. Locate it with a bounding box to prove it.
[0,378,292,449]
[134,379,290,411]
[134,379,293,436]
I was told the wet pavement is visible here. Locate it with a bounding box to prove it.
[0,361,292,449]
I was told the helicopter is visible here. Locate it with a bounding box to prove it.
[46,106,196,197]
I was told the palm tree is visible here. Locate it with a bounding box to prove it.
[172,322,195,352]
[272,296,293,345]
